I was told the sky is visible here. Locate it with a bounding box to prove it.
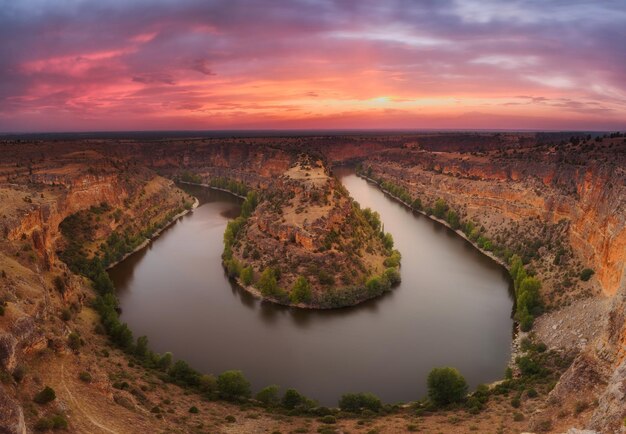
[0,0,625,132]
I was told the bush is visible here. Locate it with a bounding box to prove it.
[320,415,337,424]
[257,268,279,297]
[282,388,307,410]
[169,360,201,387]
[34,418,54,431]
[199,374,217,396]
[433,198,448,219]
[50,415,68,429]
[339,392,383,413]
[427,367,468,406]
[68,332,82,351]
[60,309,71,321]
[580,268,594,281]
[79,371,92,383]
[240,266,254,286]
[290,276,312,304]
[225,415,236,423]
[383,250,401,267]
[189,406,199,414]
[256,385,280,406]
[34,386,56,404]
[217,370,251,401]
[382,267,401,286]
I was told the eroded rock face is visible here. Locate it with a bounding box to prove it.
[0,334,18,372]
[588,357,626,433]
[0,316,46,372]
[0,385,26,434]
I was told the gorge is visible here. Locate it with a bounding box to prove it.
[0,132,624,433]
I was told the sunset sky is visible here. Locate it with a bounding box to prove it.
[1,0,625,132]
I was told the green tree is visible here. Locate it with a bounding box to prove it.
[382,232,394,249]
[169,360,201,387]
[427,367,468,406]
[580,268,594,281]
[157,352,173,371]
[257,268,279,297]
[240,266,254,286]
[290,276,312,304]
[446,210,460,230]
[433,198,448,219]
[282,388,307,410]
[135,335,149,359]
[34,386,56,404]
[339,392,383,413]
[256,385,280,406]
[217,370,251,401]
[199,374,218,397]
[383,267,401,286]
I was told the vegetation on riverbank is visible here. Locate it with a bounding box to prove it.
[356,164,546,330]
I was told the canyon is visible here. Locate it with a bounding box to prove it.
[0,132,624,433]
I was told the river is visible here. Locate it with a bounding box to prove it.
[109,170,514,406]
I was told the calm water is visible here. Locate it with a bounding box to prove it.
[109,172,514,406]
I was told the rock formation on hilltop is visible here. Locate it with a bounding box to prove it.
[222,155,400,308]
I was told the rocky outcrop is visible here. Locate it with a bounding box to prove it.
[0,385,25,434]
[227,156,395,308]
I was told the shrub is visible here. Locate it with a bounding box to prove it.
[169,360,201,387]
[68,332,82,351]
[199,374,217,396]
[217,370,251,401]
[34,386,56,404]
[34,418,54,431]
[257,268,279,296]
[50,415,68,429]
[290,276,312,304]
[157,352,172,371]
[433,198,448,219]
[382,267,401,286]
[53,275,67,294]
[383,250,401,267]
[240,266,254,286]
[60,309,71,321]
[282,388,307,410]
[516,356,541,377]
[225,415,236,423]
[256,385,280,406]
[574,400,588,414]
[339,392,383,413]
[427,367,468,406]
[511,397,521,408]
[580,268,594,281]
[189,406,199,414]
[79,371,92,383]
[526,388,538,398]
[320,415,337,424]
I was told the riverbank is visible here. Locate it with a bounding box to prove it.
[357,173,510,270]
[106,197,199,270]
[355,172,527,367]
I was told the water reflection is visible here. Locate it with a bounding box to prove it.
[110,172,513,406]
